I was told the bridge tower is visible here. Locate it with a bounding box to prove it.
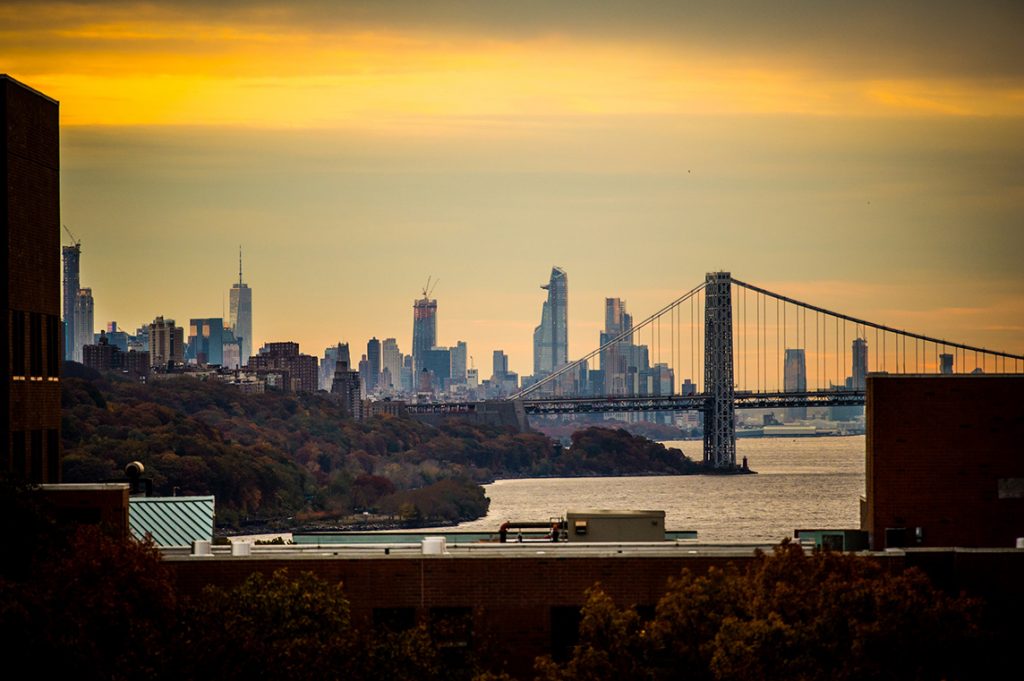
[703,272,737,468]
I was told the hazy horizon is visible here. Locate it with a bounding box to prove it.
[5,1,1022,376]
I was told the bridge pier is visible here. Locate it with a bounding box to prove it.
[703,272,737,468]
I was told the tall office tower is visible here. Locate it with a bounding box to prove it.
[450,340,468,384]
[532,267,568,376]
[62,243,80,360]
[148,316,184,368]
[366,337,381,393]
[600,297,634,395]
[72,287,94,363]
[4,76,62,483]
[784,348,808,421]
[401,354,414,393]
[188,318,225,366]
[422,347,451,392]
[412,293,437,375]
[229,247,253,366]
[467,367,479,388]
[492,349,509,381]
[851,338,868,389]
[940,353,954,375]
[381,338,402,391]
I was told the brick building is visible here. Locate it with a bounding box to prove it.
[249,341,318,392]
[863,374,1024,549]
[3,75,62,482]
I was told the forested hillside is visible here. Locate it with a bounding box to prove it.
[61,365,698,527]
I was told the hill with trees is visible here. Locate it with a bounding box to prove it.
[60,367,699,528]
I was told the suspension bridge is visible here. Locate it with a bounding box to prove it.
[410,272,1024,469]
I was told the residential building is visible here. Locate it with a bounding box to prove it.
[148,316,184,368]
[366,337,381,393]
[62,243,80,361]
[249,341,318,393]
[784,348,807,421]
[72,287,94,363]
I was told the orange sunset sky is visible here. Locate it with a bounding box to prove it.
[4,0,1023,378]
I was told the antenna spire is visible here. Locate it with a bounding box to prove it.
[238,245,243,286]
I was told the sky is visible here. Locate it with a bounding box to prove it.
[4,0,1023,379]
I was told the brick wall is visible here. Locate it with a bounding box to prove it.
[4,76,61,482]
[865,374,1024,549]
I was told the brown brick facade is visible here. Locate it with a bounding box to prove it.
[865,374,1024,549]
[3,75,61,482]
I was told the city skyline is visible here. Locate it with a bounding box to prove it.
[6,1,1022,377]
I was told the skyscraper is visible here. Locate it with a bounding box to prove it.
[533,266,568,376]
[62,243,80,361]
[492,350,509,381]
[412,293,437,375]
[784,348,807,421]
[851,338,868,389]
[72,287,94,363]
[600,297,634,395]
[366,337,381,393]
[381,338,402,391]
[229,247,253,366]
[450,340,468,384]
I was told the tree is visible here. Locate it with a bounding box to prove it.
[539,541,981,681]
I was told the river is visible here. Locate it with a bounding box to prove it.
[452,435,865,544]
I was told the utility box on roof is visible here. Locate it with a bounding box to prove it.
[565,510,665,542]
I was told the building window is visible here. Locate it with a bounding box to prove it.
[550,606,582,662]
[429,606,473,651]
[46,314,60,378]
[29,312,43,377]
[30,430,43,482]
[47,429,59,483]
[373,607,416,632]
[11,310,26,377]
[11,431,27,477]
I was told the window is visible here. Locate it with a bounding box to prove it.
[46,314,60,377]
[373,607,416,632]
[29,312,42,377]
[429,607,473,649]
[30,430,43,482]
[550,606,581,662]
[11,310,25,377]
[46,429,59,482]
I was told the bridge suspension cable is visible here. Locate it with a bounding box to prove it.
[729,277,1024,362]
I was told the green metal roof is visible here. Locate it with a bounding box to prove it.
[129,496,215,547]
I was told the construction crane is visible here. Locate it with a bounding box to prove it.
[63,224,81,249]
[421,276,439,299]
